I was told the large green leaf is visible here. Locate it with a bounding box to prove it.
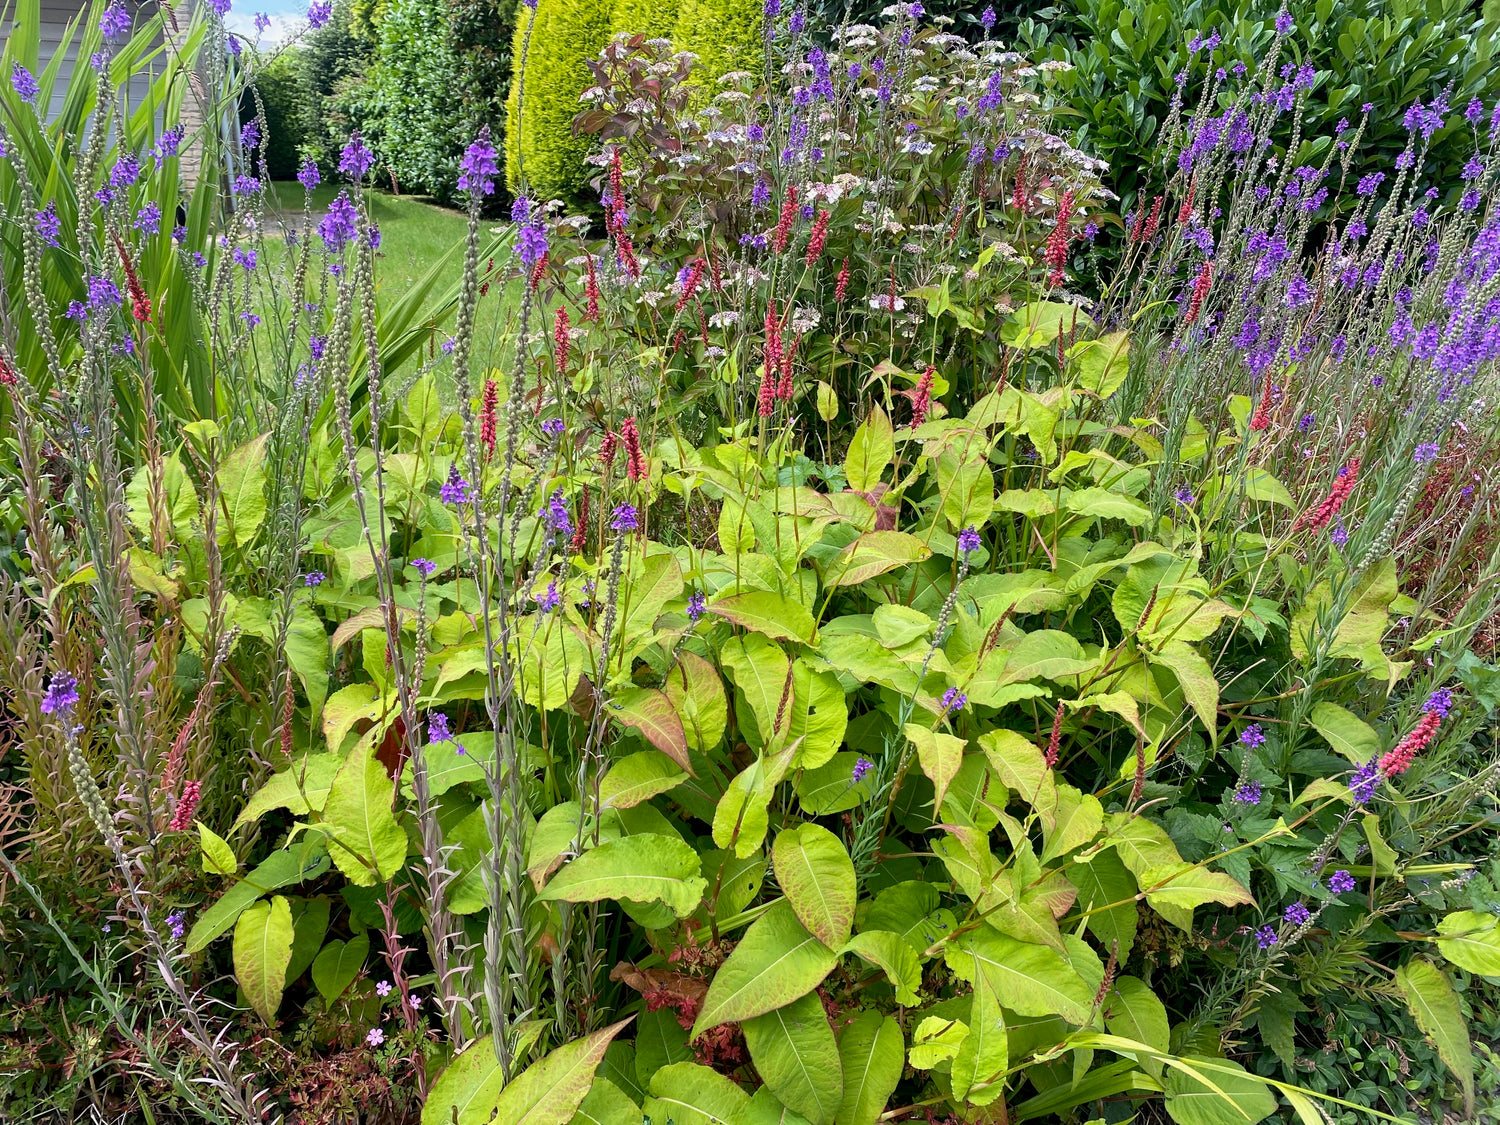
[1396,959,1475,1116]
[1435,910,1500,977]
[570,1078,641,1125]
[950,964,1006,1105]
[610,686,692,773]
[839,932,921,1006]
[1154,641,1218,739]
[743,992,842,1125]
[709,591,816,644]
[1065,850,1138,962]
[599,751,688,810]
[773,823,856,948]
[1103,977,1169,1077]
[424,1036,506,1125]
[1162,1057,1277,1125]
[623,551,685,638]
[232,895,294,1024]
[216,433,269,548]
[1140,863,1254,930]
[1309,702,1381,764]
[185,844,331,954]
[720,634,791,747]
[695,900,838,1036]
[944,929,1093,1024]
[834,1010,903,1125]
[844,407,894,492]
[311,932,370,1002]
[825,532,931,587]
[537,833,706,918]
[322,737,408,886]
[491,1022,632,1125]
[907,725,964,812]
[645,1063,752,1125]
[233,754,341,832]
[664,651,728,754]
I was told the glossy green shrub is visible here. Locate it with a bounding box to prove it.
[366,0,467,198]
[611,0,680,37]
[505,0,615,199]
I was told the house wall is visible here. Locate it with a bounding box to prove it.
[27,0,207,185]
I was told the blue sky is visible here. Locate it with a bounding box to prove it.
[224,0,309,46]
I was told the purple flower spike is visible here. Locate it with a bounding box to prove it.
[956,527,982,554]
[12,63,40,105]
[304,571,326,587]
[339,132,374,179]
[611,504,639,532]
[412,557,437,577]
[1423,688,1454,717]
[1239,723,1266,748]
[1284,902,1311,926]
[1349,758,1380,804]
[41,672,80,715]
[440,464,472,505]
[1328,869,1356,894]
[100,2,132,38]
[308,0,331,27]
[459,128,499,196]
[1232,781,1262,805]
[428,712,453,743]
[1255,925,1278,949]
[686,591,707,622]
[852,757,873,782]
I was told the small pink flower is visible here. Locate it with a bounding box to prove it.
[366,1027,385,1047]
[375,980,392,997]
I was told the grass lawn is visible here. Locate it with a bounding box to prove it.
[258,182,520,387]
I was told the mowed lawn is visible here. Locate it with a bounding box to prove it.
[258,182,519,385]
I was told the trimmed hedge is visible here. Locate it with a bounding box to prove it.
[505,0,615,200]
[611,0,679,37]
[672,0,761,84]
[367,0,467,198]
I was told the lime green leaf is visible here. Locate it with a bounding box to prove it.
[908,1016,967,1069]
[1041,783,1104,863]
[1063,488,1151,527]
[1104,813,1183,881]
[839,932,922,1006]
[286,604,331,718]
[185,845,330,954]
[1140,863,1254,930]
[1103,977,1169,1078]
[721,635,792,748]
[1066,850,1139,963]
[1155,641,1219,739]
[743,992,843,1125]
[538,834,706,919]
[199,822,238,876]
[487,1021,633,1125]
[950,961,1006,1105]
[126,451,199,539]
[425,1036,506,1125]
[945,928,1093,1024]
[784,660,848,770]
[644,1062,753,1125]
[1435,911,1500,977]
[907,724,965,812]
[1361,814,1398,877]
[936,447,995,533]
[1162,1056,1277,1125]
[1395,959,1474,1116]
[826,531,931,588]
[610,686,692,774]
[695,900,838,1036]
[216,433,269,547]
[311,931,370,1002]
[797,752,878,816]
[834,1010,903,1125]
[599,751,688,810]
[570,1078,641,1125]
[665,651,728,754]
[1071,330,1130,397]
[816,381,839,422]
[1001,301,1093,349]
[1309,702,1381,764]
[844,408,894,492]
[624,551,685,639]
[322,682,383,753]
[322,738,408,886]
[233,754,341,832]
[774,823,857,948]
[233,895,294,1024]
[709,591,816,644]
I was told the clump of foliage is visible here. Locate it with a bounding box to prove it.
[4,3,1500,1125]
[364,0,468,198]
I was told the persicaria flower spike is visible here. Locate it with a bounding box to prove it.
[910,365,934,427]
[804,209,831,265]
[621,416,647,482]
[480,378,499,456]
[1295,458,1361,532]
[554,306,571,372]
[1380,700,1447,777]
[168,781,202,831]
[774,184,800,254]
